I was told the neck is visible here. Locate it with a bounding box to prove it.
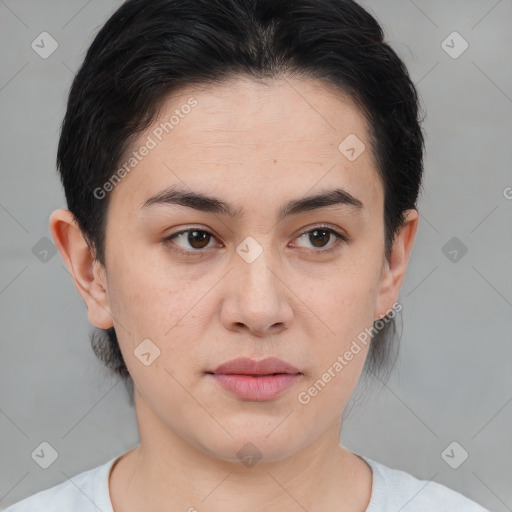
[110,391,372,512]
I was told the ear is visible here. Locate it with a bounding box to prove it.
[374,209,419,320]
[49,209,113,329]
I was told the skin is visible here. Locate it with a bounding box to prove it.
[50,76,418,512]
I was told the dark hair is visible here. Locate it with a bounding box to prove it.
[57,0,424,404]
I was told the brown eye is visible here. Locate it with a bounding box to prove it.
[185,230,211,249]
[308,229,332,248]
[163,229,218,254]
[293,226,348,253]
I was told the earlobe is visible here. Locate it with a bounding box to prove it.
[374,209,419,320]
[49,209,114,330]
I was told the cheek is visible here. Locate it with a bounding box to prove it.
[299,247,382,400]
[106,261,207,403]
[106,248,204,336]
[295,274,376,415]
[316,256,382,339]
[294,334,370,429]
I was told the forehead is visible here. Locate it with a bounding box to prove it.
[108,76,383,222]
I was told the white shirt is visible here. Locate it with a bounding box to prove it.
[3,452,489,511]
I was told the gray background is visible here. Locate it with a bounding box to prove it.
[1,0,511,510]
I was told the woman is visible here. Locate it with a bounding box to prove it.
[5,0,488,510]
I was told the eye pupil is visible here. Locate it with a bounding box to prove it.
[309,229,330,248]
[188,230,210,249]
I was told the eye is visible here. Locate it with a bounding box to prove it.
[291,226,348,253]
[162,225,349,257]
[163,228,220,256]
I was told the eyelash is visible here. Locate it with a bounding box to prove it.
[162,225,349,257]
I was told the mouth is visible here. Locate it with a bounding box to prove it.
[209,356,301,376]
[206,357,303,401]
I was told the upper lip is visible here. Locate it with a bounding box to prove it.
[210,357,301,375]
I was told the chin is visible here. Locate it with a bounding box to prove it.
[190,426,303,466]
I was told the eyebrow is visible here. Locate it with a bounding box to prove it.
[141,185,364,222]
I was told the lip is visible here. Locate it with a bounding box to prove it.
[211,357,301,375]
[207,357,302,401]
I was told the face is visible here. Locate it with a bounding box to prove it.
[64,76,416,463]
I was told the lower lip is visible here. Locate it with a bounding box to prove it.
[209,373,302,401]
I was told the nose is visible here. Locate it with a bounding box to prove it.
[220,244,293,338]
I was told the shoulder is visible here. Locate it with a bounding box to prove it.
[359,455,489,512]
[2,456,118,512]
